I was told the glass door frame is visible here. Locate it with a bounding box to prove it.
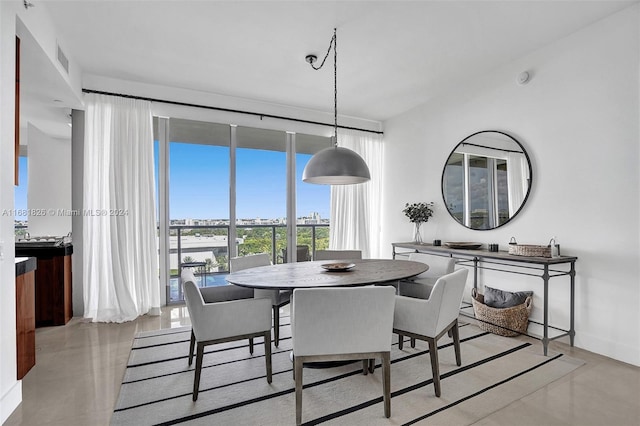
[157,117,170,306]
[155,118,308,304]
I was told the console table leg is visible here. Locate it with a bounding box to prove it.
[543,265,550,356]
[473,257,479,290]
[570,261,576,347]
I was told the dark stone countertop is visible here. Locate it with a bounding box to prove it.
[15,257,37,276]
[15,242,73,257]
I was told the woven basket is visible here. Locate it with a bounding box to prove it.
[471,288,533,337]
[508,244,551,258]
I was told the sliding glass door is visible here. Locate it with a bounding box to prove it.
[296,134,331,257]
[236,127,286,262]
[155,117,331,304]
[159,119,231,303]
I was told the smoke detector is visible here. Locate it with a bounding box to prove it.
[517,71,531,85]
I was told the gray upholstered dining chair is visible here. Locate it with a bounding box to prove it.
[281,245,311,263]
[196,280,259,352]
[398,252,456,299]
[398,252,457,347]
[181,269,272,401]
[314,249,362,261]
[393,268,469,397]
[230,253,292,347]
[292,286,396,425]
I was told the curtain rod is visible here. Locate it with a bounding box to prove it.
[82,89,384,135]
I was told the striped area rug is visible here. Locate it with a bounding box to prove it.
[111,316,582,426]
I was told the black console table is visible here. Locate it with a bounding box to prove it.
[392,242,577,356]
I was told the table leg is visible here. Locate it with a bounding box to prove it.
[542,265,549,356]
[473,257,479,290]
[570,261,576,347]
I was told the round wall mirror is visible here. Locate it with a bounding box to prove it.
[441,130,532,230]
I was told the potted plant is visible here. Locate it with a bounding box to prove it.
[403,202,434,244]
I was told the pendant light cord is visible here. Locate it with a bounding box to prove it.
[309,28,338,146]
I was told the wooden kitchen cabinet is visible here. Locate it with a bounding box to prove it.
[15,257,37,379]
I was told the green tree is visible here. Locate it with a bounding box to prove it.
[217,255,228,272]
[205,258,217,272]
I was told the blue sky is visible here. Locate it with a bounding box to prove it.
[14,157,28,219]
[162,142,330,220]
[15,143,330,221]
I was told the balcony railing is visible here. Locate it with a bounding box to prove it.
[167,223,329,304]
[14,222,328,304]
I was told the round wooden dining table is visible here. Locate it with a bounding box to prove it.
[226,258,428,289]
[227,258,428,368]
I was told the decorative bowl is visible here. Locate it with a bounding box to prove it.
[444,242,483,250]
[321,262,356,272]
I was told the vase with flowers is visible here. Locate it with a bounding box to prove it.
[403,202,434,244]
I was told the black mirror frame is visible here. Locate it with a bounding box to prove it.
[441,130,533,231]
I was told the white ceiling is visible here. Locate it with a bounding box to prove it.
[22,0,637,140]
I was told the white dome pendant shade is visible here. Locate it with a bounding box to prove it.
[302,145,370,184]
[301,28,371,185]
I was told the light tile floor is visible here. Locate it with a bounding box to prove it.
[4,305,640,426]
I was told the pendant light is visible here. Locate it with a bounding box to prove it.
[302,28,371,185]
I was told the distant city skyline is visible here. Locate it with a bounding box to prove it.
[169,212,329,227]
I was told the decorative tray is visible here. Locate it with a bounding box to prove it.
[321,262,356,272]
[444,242,483,250]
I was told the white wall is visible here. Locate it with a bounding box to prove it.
[26,124,72,236]
[0,3,80,421]
[16,3,83,103]
[0,3,21,422]
[71,110,84,317]
[381,5,640,365]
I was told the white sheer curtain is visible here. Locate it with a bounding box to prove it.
[83,94,160,322]
[329,130,383,259]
